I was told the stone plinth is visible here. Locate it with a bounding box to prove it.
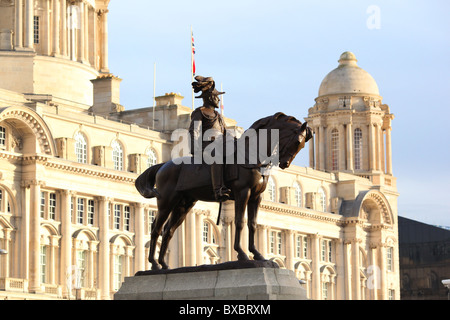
[114,261,307,300]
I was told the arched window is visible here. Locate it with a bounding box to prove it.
[112,140,124,171]
[354,128,363,170]
[75,132,87,164]
[331,129,339,171]
[146,148,157,167]
[267,177,276,202]
[293,182,302,207]
[318,187,326,212]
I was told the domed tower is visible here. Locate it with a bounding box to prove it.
[306,52,395,182]
[0,0,111,108]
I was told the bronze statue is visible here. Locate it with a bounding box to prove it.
[189,76,231,201]
[135,78,313,271]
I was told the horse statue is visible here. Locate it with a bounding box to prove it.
[135,112,313,270]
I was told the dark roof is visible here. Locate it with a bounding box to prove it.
[398,216,450,244]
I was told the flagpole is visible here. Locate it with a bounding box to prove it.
[153,62,156,130]
[191,26,195,111]
[221,83,224,116]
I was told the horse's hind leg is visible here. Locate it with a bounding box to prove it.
[158,198,196,269]
[148,198,176,270]
[248,195,265,261]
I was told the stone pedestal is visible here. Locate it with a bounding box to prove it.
[114,261,307,300]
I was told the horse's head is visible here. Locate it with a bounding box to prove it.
[250,112,312,169]
[278,121,313,169]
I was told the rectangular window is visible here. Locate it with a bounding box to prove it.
[148,210,156,234]
[387,247,393,271]
[0,126,6,147]
[40,245,47,284]
[71,197,74,221]
[328,240,332,262]
[40,192,46,218]
[388,289,395,300]
[203,222,209,243]
[114,204,121,230]
[87,200,95,225]
[77,251,86,288]
[296,236,301,258]
[34,16,40,44]
[303,236,308,259]
[277,232,282,255]
[113,255,123,291]
[77,198,85,224]
[124,206,130,231]
[322,282,328,300]
[269,231,275,254]
[49,193,56,220]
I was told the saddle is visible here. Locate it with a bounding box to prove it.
[175,163,238,191]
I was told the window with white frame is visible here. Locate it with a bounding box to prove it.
[147,148,157,168]
[294,182,302,207]
[321,239,333,262]
[318,187,326,212]
[354,128,363,170]
[40,245,47,283]
[76,250,87,288]
[40,191,45,218]
[331,129,339,171]
[75,132,88,164]
[203,221,216,245]
[387,247,393,271]
[322,282,329,300]
[77,198,85,224]
[296,235,308,259]
[112,140,124,171]
[267,177,276,202]
[0,126,6,147]
[87,200,95,225]
[270,230,282,255]
[113,255,123,291]
[34,16,40,44]
[148,210,156,234]
[124,206,130,231]
[114,204,121,230]
[49,193,56,220]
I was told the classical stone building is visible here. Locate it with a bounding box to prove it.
[0,1,399,300]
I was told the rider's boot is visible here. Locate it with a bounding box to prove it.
[211,163,231,201]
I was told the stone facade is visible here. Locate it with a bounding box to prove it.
[0,2,400,300]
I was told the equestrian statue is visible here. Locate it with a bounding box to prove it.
[135,76,313,271]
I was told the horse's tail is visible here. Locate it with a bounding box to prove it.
[135,162,165,199]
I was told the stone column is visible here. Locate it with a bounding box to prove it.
[285,230,294,271]
[369,243,379,300]
[346,123,354,171]
[311,233,321,300]
[335,239,345,299]
[195,211,204,265]
[385,127,393,175]
[98,196,110,299]
[309,133,315,168]
[29,180,43,293]
[83,2,89,64]
[52,0,60,56]
[24,0,34,50]
[369,123,376,171]
[60,0,67,56]
[352,239,361,300]
[77,0,85,63]
[185,212,196,266]
[15,0,24,49]
[339,124,346,170]
[257,225,268,260]
[319,126,325,171]
[314,127,320,170]
[343,240,352,300]
[99,9,109,72]
[60,190,73,297]
[379,127,385,173]
[134,203,145,273]
[379,244,387,300]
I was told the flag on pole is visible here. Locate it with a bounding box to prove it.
[191,26,196,110]
[191,28,196,76]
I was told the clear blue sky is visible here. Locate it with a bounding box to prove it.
[107,1,450,227]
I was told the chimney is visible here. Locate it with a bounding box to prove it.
[155,92,184,106]
[90,74,124,115]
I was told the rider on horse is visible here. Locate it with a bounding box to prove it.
[189,76,232,202]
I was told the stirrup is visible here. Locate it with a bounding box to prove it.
[215,186,231,201]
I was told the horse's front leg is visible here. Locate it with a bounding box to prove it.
[248,195,265,261]
[234,188,251,261]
